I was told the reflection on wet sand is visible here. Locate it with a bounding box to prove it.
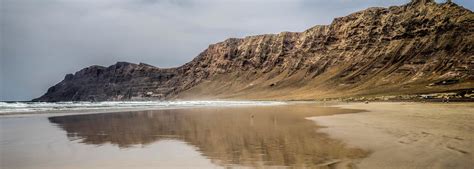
[49,104,367,168]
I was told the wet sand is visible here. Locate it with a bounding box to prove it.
[0,104,367,169]
[310,102,474,169]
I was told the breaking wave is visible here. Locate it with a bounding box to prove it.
[0,101,286,115]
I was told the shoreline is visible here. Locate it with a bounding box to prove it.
[0,103,367,168]
[0,101,288,117]
[2,101,472,168]
[309,102,474,169]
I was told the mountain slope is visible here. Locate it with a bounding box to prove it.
[34,0,474,101]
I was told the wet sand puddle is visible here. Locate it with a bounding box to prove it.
[47,104,367,168]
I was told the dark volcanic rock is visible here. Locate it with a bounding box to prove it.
[34,1,474,101]
[35,62,179,101]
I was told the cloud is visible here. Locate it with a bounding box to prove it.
[1,0,473,101]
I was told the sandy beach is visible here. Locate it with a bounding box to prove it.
[0,104,367,169]
[310,102,474,169]
[2,102,473,168]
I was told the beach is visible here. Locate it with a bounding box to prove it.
[311,102,474,169]
[0,103,366,169]
[1,102,473,168]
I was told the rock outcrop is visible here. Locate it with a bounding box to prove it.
[34,1,474,101]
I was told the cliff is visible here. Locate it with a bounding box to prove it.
[34,0,474,101]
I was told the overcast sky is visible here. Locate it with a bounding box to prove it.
[1,0,473,101]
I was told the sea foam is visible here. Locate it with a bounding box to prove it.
[0,101,286,115]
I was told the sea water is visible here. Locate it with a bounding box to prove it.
[0,101,286,115]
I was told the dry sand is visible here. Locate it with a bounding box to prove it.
[310,102,474,169]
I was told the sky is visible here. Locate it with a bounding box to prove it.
[1,0,473,101]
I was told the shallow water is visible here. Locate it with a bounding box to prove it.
[0,101,285,114]
[0,104,366,169]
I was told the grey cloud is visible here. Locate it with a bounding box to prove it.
[1,0,473,101]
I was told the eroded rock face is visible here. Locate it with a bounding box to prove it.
[34,1,474,101]
[35,63,179,101]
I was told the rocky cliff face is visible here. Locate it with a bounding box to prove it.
[34,0,474,101]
